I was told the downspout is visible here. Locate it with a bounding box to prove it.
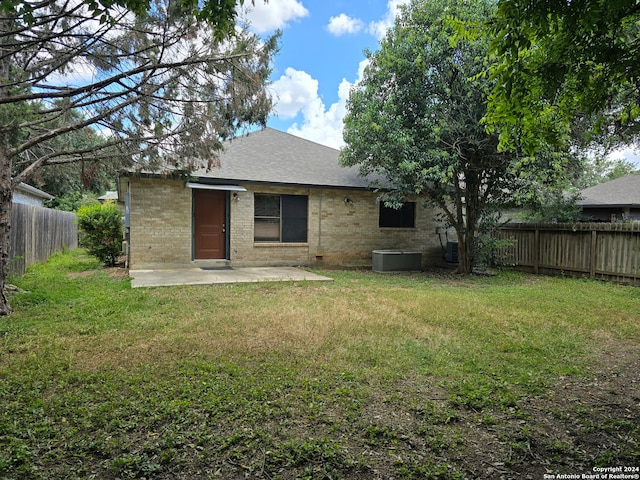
[125,181,131,268]
[316,189,324,258]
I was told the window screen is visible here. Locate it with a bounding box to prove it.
[379,202,415,228]
[282,195,308,242]
[254,194,280,241]
[254,194,308,242]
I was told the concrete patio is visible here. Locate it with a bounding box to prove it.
[129,266,333,288]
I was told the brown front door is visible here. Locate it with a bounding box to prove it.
[194,189,226,259]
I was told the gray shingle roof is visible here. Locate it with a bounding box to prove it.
[191,128,372,189]
[15,182,54,200]
[578,174,640,207]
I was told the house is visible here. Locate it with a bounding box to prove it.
[119,128,447,270]
[578,173,640,222]
[14,183,54,207]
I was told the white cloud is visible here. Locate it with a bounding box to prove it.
[271,60,369,149]
[327,13,364,36]
[47,58,97,87]
[243,0,309,33]
[368,0,410,39]
[608,146,640,167]
[267,0,409,149]
[355,58,370,82]
[286,78,349,149]
[271,68,319,119]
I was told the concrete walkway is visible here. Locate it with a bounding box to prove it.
[129,267,333,288]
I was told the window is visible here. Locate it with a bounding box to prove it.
[379,202,415,228]
[254,194,308,242]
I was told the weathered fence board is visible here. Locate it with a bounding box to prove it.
[497,223,640,286]
[9,203,78,275]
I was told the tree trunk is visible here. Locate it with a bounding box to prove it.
[0,15,15,315]
[0,144,12,315]
[455,168,482,275]
[455,229,475,274]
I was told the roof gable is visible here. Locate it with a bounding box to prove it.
[191,128,373,189]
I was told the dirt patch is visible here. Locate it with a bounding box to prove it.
[337,341,639,479]
[443,341,640,478]
[104,266,129,279]
[67,265,129,280]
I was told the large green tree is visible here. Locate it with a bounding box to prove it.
[486,0,640,155]
[1,0,248,36]
[20,105,121,201]
[0,0,277,315]
[341,0,517,274]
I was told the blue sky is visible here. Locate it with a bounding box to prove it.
[242,0,640,167]
[243,0,408,149]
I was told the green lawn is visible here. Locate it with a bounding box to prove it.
[1,249,639,479]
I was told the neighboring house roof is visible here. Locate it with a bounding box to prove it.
[14,183,55,206]
[98,191,119,202]
[188,128,375,189]
[578,174,640,208]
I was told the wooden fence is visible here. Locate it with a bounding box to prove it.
[9,203,78,275]
[496,223,640,286]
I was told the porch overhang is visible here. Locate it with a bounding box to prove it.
[185,182,247,192]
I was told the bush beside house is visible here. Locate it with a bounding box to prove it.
[77,202,124,266]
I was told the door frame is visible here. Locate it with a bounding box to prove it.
[192,189,230,260]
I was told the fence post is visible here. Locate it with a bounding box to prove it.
[534,227,540,274]
[590,228,597,279]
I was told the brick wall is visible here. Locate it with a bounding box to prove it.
[304,189,443,268]
[125,177,447,269]
[230,185,312,266]
[126,177,192,269]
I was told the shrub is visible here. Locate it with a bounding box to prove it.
[76,202,123,266]
[46,191,100,212]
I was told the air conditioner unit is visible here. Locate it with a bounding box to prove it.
[446,241,459,263]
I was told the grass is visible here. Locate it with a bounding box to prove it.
[1,249,639,479]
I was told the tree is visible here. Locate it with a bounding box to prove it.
[0,0,278,315]
[1,0,249,37]
[23,106,122,200]
[485,0,640,155]
[574,156,638,190]
[341,0,517,274]
[516,188,583,224]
